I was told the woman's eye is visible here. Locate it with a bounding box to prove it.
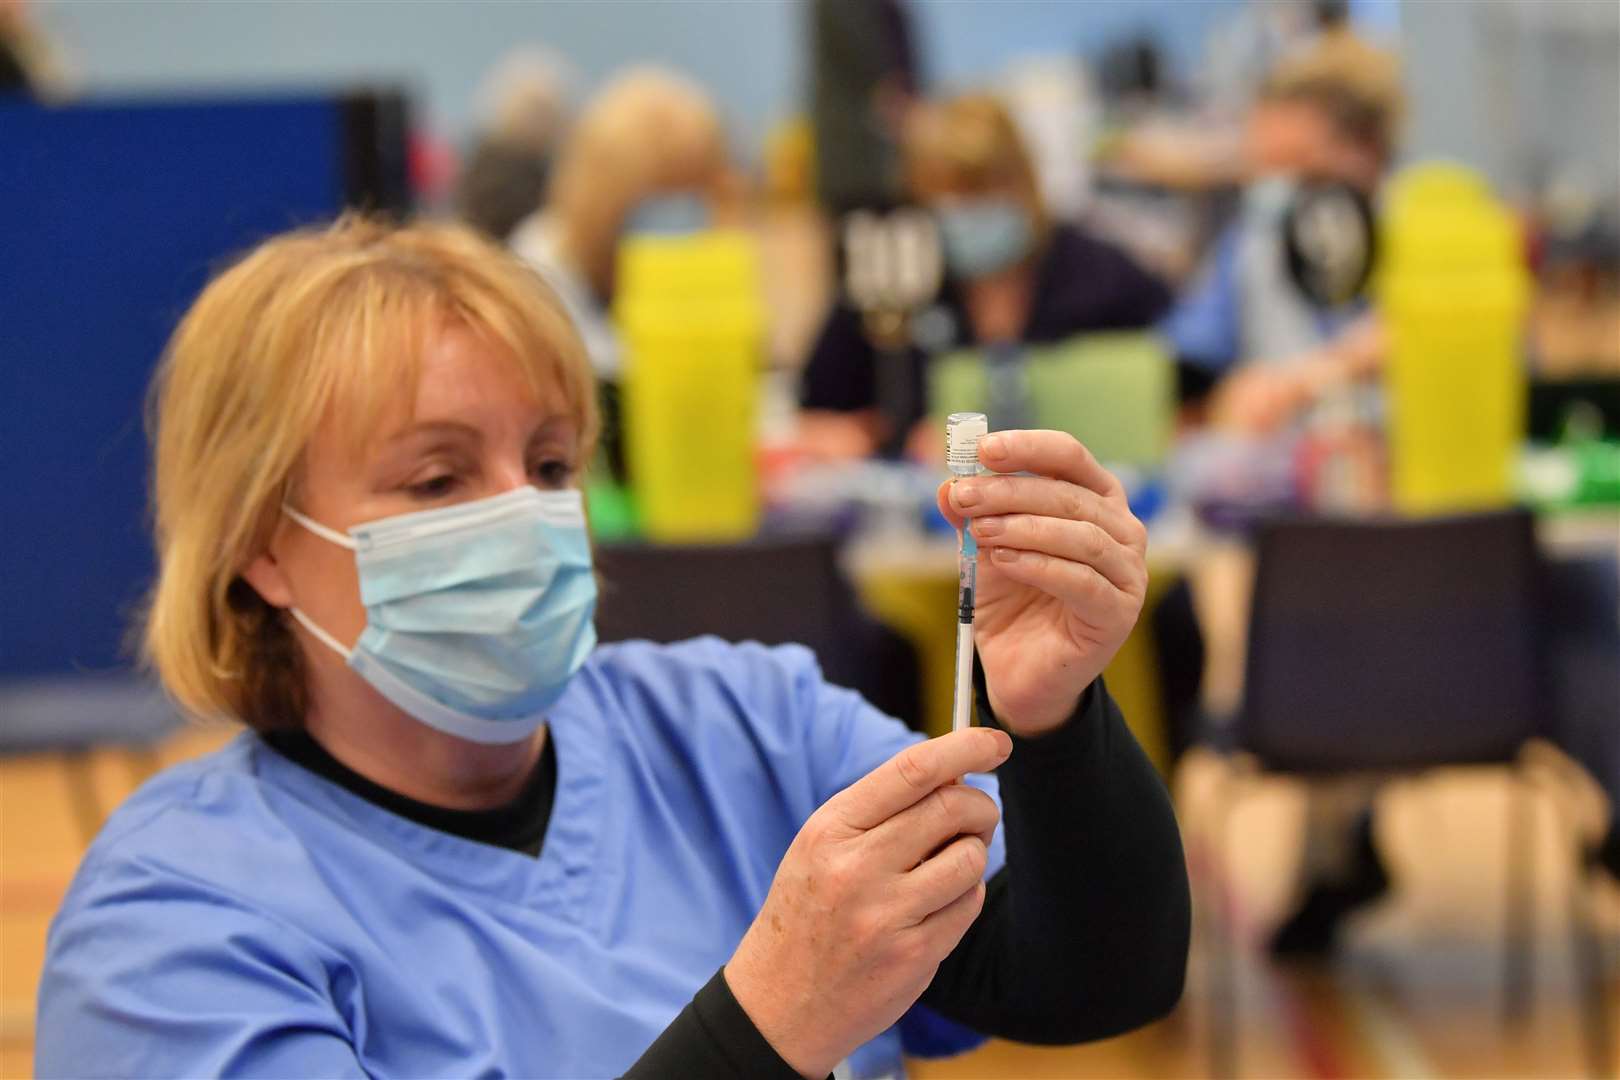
[407,474,459,499]
[531,459,575,488]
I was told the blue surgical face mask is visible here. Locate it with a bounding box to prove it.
[936,198,1034,279]
[281,487,597,745]
[625,191,712,236]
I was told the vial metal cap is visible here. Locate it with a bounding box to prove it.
[946,412,989,476]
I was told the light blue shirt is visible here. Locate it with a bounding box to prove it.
[36,638,1006,1079]
[1161,218,1364,375]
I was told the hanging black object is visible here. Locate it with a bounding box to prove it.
[1284,181,1376,307]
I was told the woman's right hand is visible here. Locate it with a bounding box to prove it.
[723,727,1011,1078]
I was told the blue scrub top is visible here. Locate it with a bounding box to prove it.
[36,638,1006,1079]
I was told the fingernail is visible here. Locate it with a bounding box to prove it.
[991,546,1020,563]
[988,728,1013,759]
[980,433,1008,461]
[972,515,1003,538]
[953,481,981,508]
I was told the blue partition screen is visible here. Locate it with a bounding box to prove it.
[1,96,356,676]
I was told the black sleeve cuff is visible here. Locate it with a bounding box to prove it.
[620,968,817,1080]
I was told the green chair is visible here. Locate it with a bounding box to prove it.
[928,331,1174,470]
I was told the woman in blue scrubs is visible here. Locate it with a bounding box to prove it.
[36,217,1188,1079]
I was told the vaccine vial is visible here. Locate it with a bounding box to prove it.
[946,412,988,478]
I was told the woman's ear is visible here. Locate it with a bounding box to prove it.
[240,550,294,610]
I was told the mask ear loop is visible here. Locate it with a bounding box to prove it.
[282,504,359,549]
[279,503,359,661]
[286,606,355,661]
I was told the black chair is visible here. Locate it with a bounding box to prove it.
[593,532,922,730]
[1198,510,1612,1078]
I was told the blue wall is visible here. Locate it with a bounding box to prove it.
[37,0,1240,154]
[918,0,1238,96]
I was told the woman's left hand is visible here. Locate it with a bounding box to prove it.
[935,430,1149,737]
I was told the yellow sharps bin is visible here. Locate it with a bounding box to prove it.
[1376,163,1531,513]
[614,231,764,541]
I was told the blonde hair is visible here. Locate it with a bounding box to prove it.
[144,216,598,731]
[1261,29,1404,165]
[544,67,734,298]
[904,93,1049,240]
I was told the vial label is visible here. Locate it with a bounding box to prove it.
[946,411,988,476]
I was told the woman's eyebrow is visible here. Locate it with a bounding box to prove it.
[365,423,479,475]
[382,420,482,448]
[376,413,573,454]
[526,415,576,442]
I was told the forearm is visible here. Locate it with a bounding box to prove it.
[920,671,1190,1043]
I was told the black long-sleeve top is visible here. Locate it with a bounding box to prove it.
[269,668,1189,1078]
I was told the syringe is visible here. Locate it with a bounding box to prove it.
[946,412,988,733]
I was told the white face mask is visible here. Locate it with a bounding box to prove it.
[282,487,597,744]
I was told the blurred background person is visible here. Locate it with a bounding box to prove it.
[510,66,742,483]
[0,0,65,97]
[798,92,1172,463]
[1162,27,1401,433]
[455,48,575,243]
[0,1,34,93]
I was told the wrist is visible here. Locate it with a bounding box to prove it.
[975,656,1090,737]
[722,955,833,1080]
[985,683,1081,738]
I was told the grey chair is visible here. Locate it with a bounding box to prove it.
[1199,510,1612,1078]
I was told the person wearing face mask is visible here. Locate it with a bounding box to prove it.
[1161,31,1402,431]
[35,217,1188,1079]
[509,66,738,483]
[798,92,1173,462]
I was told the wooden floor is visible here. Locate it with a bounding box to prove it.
[3,731,1616,1079]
